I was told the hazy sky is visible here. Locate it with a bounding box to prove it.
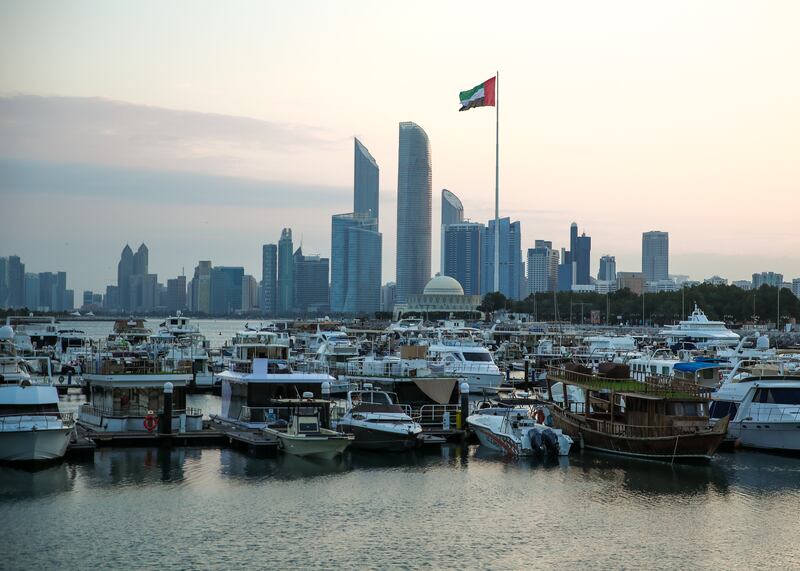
[1,1,799,294]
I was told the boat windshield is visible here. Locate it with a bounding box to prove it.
[753,387,800,405]
[463,352,492,362]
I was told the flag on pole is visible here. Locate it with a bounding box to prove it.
[458,76,496,111]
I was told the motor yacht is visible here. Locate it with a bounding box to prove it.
[467,406,573,457]
[0,326,74,462]
[424,340,503,392]
[728,380,800,452]
[659,304,740,350]
[332,388,422,451]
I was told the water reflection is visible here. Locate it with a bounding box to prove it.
[84,447,197,486]
[0,462,78,500]
[218,448,351,481]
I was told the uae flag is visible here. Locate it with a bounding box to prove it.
[459,76,496,111]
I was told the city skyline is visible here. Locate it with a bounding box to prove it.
[2,2,800,294]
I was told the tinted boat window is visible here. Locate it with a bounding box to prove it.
[463,352,492,362]
[766,388,800,405]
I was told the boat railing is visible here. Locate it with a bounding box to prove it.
[414,404,463,428]
[79,404,201,419]
[0,411,74,430]
[438,361,499,374]
[546,366,707,399]
[743,407,800,423]
[238,406,280,424]
[557,406,705,438]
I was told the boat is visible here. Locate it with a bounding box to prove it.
[728,380,800,452]
[0,326,74,463]
[424,340,503,392]
[77,344,202,433]
[545,365,729,462]
[467,406,573,456]
[263,394,353,458]
[333,387,422,451]
[659,304,740,350]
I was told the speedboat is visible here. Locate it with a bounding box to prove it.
[467,406,573,457]
[264,395,353,458]
[333,388,422,451]
[0,326,74,463]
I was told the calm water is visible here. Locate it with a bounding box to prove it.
[1,434,799,569]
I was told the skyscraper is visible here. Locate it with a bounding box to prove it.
[331,213,382,314]
[0,257,8,309]
[7,255,25,309]
[261,244,277,315]
[443,222,483,296]
[598,255,617,281]
[480,217,522,299]
[117,245,134,310]
[278,228,294,313]
[353,138,379,225]
[440,189,464,274]
[293,248,330,314]
[642,231,669,282]
[574,233,591,285]
[241,275,259,312]
[133,243,149,275]
[210,266,244,314]
[25,273,40,310]
[166,276,187,312]
[396,121,432,304]
[527,241,557,294]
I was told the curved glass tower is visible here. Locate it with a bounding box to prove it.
[395,122,431,304]
[441,189,464,226]
[354,138,379,226]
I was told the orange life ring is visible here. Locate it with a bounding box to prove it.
[534,409,546,424]
[143,413,159,432]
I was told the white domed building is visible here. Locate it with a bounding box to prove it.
[393,275,482,319]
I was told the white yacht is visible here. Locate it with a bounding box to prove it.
[151,315,215,389]
[728,380,800,452]
[313,331,359,371]
[0,326,74,462]
[467,406,573,457]
[6,316,60,353]
[659,304,740,350]
[332,388,422,451]
[425,341,503,392]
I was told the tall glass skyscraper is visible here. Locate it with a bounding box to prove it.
[443,222,483,296]
[261,244,277,315]
[480,217,522,299]
[117,244,133,311]
[354,138,379,225]
[440,189,464,274]
[396,121,431,304]
[642,231,669,282]
[331,213,382,314]
[278,228,294,314]
[293,247,330,313]
[210,266,244,314]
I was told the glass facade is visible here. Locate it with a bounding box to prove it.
[642,231,669,282]
[396,122,431,304]
[331,213,382,314]
[261,244,277,315]
[443,222,483,296]
[480,217,522,299]
[354,138,379,226]
[210,266,244,314]
[277,228,294,313]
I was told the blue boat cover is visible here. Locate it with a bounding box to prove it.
[674,361,719,372]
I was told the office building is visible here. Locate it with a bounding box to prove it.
[261,244,277,315]
[527,240,558,295]
[241,274,259,312]
[25,273,40,310]
[598,255,616,282]
[354,138,380,225]
[443,222,483,296]
[792,278,800,299]
[331,213,382,314]
[210,266,244,314]
[396,121,432,304]
[189,261,212,313]
[381,282,396,313]
[117,245,134,311]
[293,248,329,313]
[166,276,187,312]
[642,231,669,282]
[440,189,465,274]
[752,272,784,289]
[617,271,645,295]
[278,228,295,313]
[480,217,522,299]
[7,255,25,309]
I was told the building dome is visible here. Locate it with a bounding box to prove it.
[423,275,464,296]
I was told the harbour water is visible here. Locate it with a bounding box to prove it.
[2,431,799,569]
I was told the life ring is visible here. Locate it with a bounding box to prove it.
[58,375,65,383]
[143,412,159,432]
[534,409,546,425]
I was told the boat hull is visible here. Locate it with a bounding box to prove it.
[549,409,728,462]
[275,433,352,458]
[0,427,72,462]
[731,422,800,452]
[469,421,521,455]
[339,422,421,452]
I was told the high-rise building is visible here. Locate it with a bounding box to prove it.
[353,138,379,225]
[190,261,212,313]
[210,266,244,314]
[480,217,522,299]
[792,278,800,299]
[0,257,7,309]
[381,282,396,313]
[241,274,259,312]
[293,248,329,313]
[129,273,157,312]
[642,231,669,282]
[37,271,67,311]
[7,255,25,308]
[133,243,148,275]
[104,286,119,311]
[527,241,559,294]
[396,121,432,304]
[278,228,294,313]
[117,245,134,311]
[598,255,617,281]
[82,290,93,307]
[440,189,464,273]
[443,222,483,296]
[331,213,382,314]
[261,244,277,315]
[752,272,783,288]
[166,276,187,312]
[25,273,40,310]
[574,233,591,285]
[617,271,645,295]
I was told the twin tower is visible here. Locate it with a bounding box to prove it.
[331,122,431,313]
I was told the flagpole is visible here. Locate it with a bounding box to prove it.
[494,70,500,294]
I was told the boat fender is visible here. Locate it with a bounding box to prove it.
[143,412,159,432]
[541,429,559,455]
[534,409,546,425]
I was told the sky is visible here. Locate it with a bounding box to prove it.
[1,0,799,294]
